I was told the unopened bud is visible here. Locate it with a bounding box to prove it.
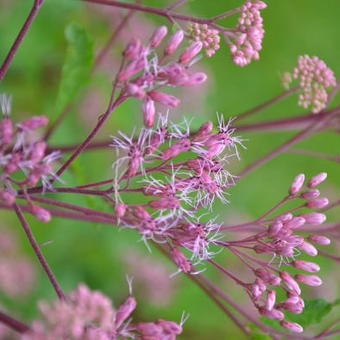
[289,173,305,195]
[179,41,203,63]
[149,26,168,48]
[142,98,155,128]
[164,30,184,55]
[308,172,327,187]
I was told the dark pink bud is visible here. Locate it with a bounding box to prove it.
[293,260,320,272]
[147,91,180,107]
[295,274,322,287]
[118,59,145,82]
[280,321,303,333]
[19,116,49,130]
[132,206,152,220]
[115,296,137,328]
[298,241,318,256]
[137,322,163,337]
[277,212,293,222]
[149,26,168,48]
[123,38,141,59]
[0,118,13,144]
[300,212,326,225]
[289,173,305,195]
[308,172,327,187]
[158,319,182,335]
[306,197,329,209]
[192,121,213,142]
[148,197,180,210]
[4,153,21,174]
[126,83,146,99]
[259,307,284,320]
[142,98,155,128]
[171,248,191,273]
[179,41,203,63]
[31,205,51,222]
[307,235,331,245]
[164,30,184,55]
[300,189,320,199]
[161,138,191,160]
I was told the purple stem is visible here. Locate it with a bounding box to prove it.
[0,0,45,81]
[0,311,30,334]
[13,203,66,300]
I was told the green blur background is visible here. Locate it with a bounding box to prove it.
[0,0,340,339]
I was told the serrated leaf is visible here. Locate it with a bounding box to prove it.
[286,298,334,327]
[54,23,93,116]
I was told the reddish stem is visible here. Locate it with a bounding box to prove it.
[0,0,45,81]
[0,311,30,334]
[13,203,65,300]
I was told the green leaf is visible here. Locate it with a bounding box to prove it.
[286,298,335,327]
[54,23,93,116]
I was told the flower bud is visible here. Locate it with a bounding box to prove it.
[289,173,305,195]
[293,260,320,272]
[149,26,168,48]
[115,203,127,218]
[179,72,207,86]
[307,235,331,245]
[126,83,146,99]
[147,91,180,107]
[171,248,191,273]
[308,172,327,187]
[298,241,318,256]
[300,189,320,199]
[280,321,303,333]
[123,38,141,59]
[285,217,305,230]
[0,190,16,205]
[265,290,276,311]
[295,274,322,287]
[164,30,184,55]
[300,212,326,225]
[115,296,137,328]
[179,41,203,63]
[280,272,301,295]
[306,197,329,209]
[19,116,49,130]
[0,118,13,144]
[142,98,155,128]
[31,205,51,223]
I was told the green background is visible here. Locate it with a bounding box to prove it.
[0,0,339,339]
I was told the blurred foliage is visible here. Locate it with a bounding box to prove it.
[0,0,340,339]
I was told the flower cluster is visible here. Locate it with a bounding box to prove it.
[0,225,36,297]
[0,94,58,221]
[287,55,336,113]
[118,26,207,127]
[23,283,183,340]
[231,173,330,333]
[188,23,220,57]
[228,0,267,66]
[112,114,243,272]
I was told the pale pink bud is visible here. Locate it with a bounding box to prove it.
[265,290,276,311]
[147,91,180,107]
[179,41,203,63]
[0,118,13,144]
[149,26,168,48]
[31,205,51,222]
[280,321,303,333]
[164,30,184,55]
[126,83,146,99]
[115,203,127,218]
[19,116,49,130]
[277,212,293,222]
[293,260,320,272]
[179,72,207,86]
[306,197,329,209]
[300,189,320,199]
[298,241,318,256]
[280,272,301,295]
[123,38,141,59]
[285,217,305,230]
[142,98,155,128]
[118,58,145,82]
[307,235,331,245]
[300,212,326,225]
[308,172,327,187]
[171,248,191,273]
[115,296,137,328]
[295,274,322,286]
[289,173,305,195]
[158,319,182,335]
